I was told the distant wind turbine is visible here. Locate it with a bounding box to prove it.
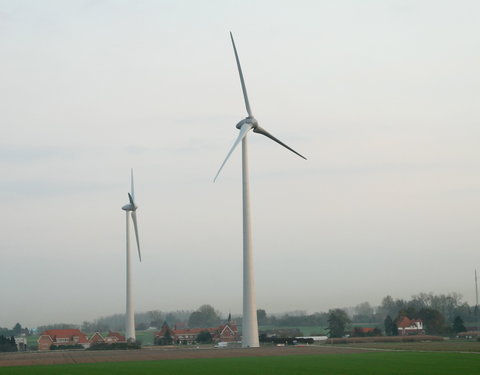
[121,169,141,341]
[214,32,306,348]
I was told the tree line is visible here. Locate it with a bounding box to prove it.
[0,322,30,337]
[7,291,476,335]
[377,292,475,323]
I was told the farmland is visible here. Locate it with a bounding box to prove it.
[332,339,480,353]
[0,351,479,375]
[258,325,327,336]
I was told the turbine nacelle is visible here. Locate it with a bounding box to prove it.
[122,193,137,212]
[122,171,141,262]
[122,203,137,211]
[236,116,258,130]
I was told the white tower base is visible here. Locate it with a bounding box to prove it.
[125,211,136,341]
[241,137,259,348]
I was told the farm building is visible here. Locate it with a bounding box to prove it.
[155,320,239,345]
[88,331,127,345]
[396,317,425,335]
[38,329,127,350]
[457,330,480,339]
[37,329,89,351]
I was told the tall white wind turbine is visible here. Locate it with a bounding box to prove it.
[121,169,141,341]
[214,33,306,348]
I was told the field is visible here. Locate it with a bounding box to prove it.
[1,351,479,375]
[134,331,155,346]
[25,336,39,347]
[258,325,327,335]
[332,339,480,352]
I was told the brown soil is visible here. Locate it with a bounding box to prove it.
[326,335,444,344]
[0,345,368,367]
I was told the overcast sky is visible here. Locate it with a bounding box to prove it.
[1,0,479,328]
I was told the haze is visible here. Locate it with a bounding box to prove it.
[1,0,479,328]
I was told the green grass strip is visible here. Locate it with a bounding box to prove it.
[1,352,479,375]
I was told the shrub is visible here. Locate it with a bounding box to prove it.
[88,342,141,350]
[326,335,444,344]
[50,344,84,350]
[0,335,17,352]
[196,331,213,344]
[260,336,314,345]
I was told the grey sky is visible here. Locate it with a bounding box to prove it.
[1,0,479,328]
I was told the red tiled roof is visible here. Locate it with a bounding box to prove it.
[89,332,105,343]
[41,329,89,344]
[107,331,126,341]
[219,323,237,330]
[156,322,238,339]
[397,317,422,328]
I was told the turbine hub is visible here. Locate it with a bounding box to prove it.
[122,204,136,211]
[236,116,258,130]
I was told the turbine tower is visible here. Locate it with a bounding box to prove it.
[121,169,141,341]
[476,269,479,331]
[214,33,306,348]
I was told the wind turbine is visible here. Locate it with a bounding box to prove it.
[121,169,141,341]
[214,33,306,348]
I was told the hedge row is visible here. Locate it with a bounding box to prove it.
[326,335,444,344]
[87,342,141,350]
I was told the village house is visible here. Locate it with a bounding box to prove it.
[88,331,127,345]
[37,329,89,351]
[396,317,425,336]
[104,331,127,344]
[155,320,239,345]
[38,329,127,350]
[88,332,105,346]
[14,337,28,351]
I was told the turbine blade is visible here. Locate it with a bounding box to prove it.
[230,32,252,117]
[128,193,135,206]
[130,169,135,201]
[253,126,307,160]
[214,123,252,182]
[131,211,141,262]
